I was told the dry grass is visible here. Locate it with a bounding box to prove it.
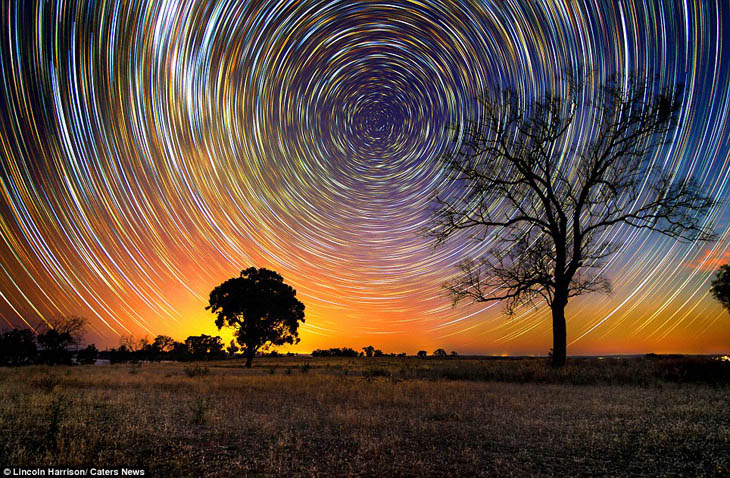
[0,358,728,476]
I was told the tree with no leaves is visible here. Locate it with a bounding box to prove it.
[207,267,305,368]
[36,315,88,365]
[710,264,730,313]
[432,76,715,367]
[37,315,87,347]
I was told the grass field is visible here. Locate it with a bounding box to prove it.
[1,357,729,476]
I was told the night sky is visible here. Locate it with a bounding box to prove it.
[0,0,729,354]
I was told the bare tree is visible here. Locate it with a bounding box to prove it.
[37,315,88,347]
[432,76,715,367]
[35,315,88,364]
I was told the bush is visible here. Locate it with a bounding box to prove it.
[44,395,67,451]
[189,396,209,425]
[35,374,62,393]
[184,365,210,377]
[363,368,391,380]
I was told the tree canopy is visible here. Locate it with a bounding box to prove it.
[207,267,305,367]
[710,264,730,313]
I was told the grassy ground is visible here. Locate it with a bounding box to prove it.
[1,357,728,476]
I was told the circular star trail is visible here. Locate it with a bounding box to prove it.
[0,1,729,354]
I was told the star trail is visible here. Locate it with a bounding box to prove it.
[0,0,728,354]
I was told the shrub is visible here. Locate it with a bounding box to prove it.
[363,368,391,381]
[183,365,210,377]
[44,395,67,451]
[35,374,62,393]
[189,396,208,425]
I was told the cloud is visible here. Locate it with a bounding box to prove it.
[688,249,730,271]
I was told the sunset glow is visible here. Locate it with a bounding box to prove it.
[0,1,729,355]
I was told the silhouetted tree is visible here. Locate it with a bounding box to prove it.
[185,334,225,360]
[153,335,175,353]
[207,267,305,368]
[432,76,715,367]
[312,347,359,357]
[38,316,87,347]
[106,344,129,364]
[77,344,98,364]
[711,264,730,313]
[362,345,375,357]
[37,329,74,365]
[450,351,458,357]
[0,329,37,366]
[373,349,384,357]
[417,350,427,358]
[433,348,447,358]
[171,341,190,361]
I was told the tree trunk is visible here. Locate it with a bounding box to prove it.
[244,348,255,368]
[551,297,568,368]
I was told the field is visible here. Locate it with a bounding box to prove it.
[1,356,729,477]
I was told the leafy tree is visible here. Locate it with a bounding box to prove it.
[450,351,458,357]
[184,334,225,360]
[362,345,375,357]
[373,349,384,357]
[207,267,305,368]
[153,335,176,353]
[312,347,359,357]
[433,348,447,358]
[417,350,427,358]
[710,264,730,313]
[432,76,715,367]
[106,344,129,364]
[77,344,98,364]
[37,329,74,365]
[0,329,37,365]
[171,341,190,361]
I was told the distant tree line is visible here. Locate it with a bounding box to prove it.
[2,322,464,367]
[0,315,260,366]
[0,316,96,366]
[104,334,230,363]
[311,346,411,357]
[311,347,360,357]
[310,346,460,358]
